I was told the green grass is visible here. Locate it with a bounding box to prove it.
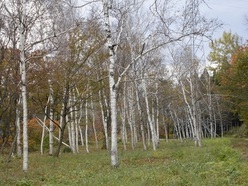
[1,138,248,186]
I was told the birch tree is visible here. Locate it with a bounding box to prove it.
[102,0,119,166]
[100,0,220,166]
[1,0,83,171]
[19,0,29,173]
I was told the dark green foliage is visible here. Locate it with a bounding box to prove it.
[62,147,72,153]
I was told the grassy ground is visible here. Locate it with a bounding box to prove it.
[1,138,248,186]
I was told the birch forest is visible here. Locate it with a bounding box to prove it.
[0,0,248,179]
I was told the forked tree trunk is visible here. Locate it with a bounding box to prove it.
[142,76,157,150]
[55,84,70,157]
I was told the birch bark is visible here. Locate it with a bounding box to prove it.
[120,78,127,150]
[90,93,98,149]
[40,104,48,155]
[142,75,157,150]
[69,93,76,153]
[99,90,109,150]
[16,97,22,158]
[19,0,28,172]
[85,96,89,153]
[102,0,118,166]
[48,80,54,155]
[74,92,79,153]
[135,83,147,150]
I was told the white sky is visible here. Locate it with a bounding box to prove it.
[201,0,248,41]
[77,0,247,62]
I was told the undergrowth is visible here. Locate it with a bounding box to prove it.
[0,138,248,186]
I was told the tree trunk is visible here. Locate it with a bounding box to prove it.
[20,0,28,172]
[16,97,22,158]
[99,90,109,150]
[49,81,54,155]
[74,92,79,153]
[155,82,160,145]
[135,82,147,150]
[102,0,118,166]
[90,93,98,149]
[85,96,89,153]
[120,79,127,150]
[55,84,70,157]
[78,102,84,147]
[142,76,157,150]
[69,93,76,153]
[127,87,135,150]
[40,104,48,155]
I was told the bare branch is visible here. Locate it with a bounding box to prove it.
[25,26,78,51]
[62,0,99,9]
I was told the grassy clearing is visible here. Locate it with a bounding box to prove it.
[1,138,248,186]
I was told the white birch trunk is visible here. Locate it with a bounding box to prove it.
[162,114,169,142]
[48,80,54,155]
[189,79,202,147]
[174,111,183,142]
[120,79,127,150]
[74,92,79,153]
[180,78,202,147]
[155,82,160,144]
[120,108,127,150]
[147,122,151,146]
[103,91,110,149]
[135,85,147,150]
[79,126,84,147]
[69,93,76,153]
[142,76,157,150]
[59,102,64,141]
[67,115,72,150]
[85,96,89,153]
[78,102,84,147]
[36,117,70,148]
[127,87,135,150]
[40,104,48,155]
[19,0,28,172]
[99,88,109,150]
[90,93,98,149]
[180,82,196,141]
[208,92,214,139]
[102,0,118,166]
[16,97,22,158]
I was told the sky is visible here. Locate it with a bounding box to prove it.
[77,0,247,62]
[198,0,248,63]
[201,0,248,41]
